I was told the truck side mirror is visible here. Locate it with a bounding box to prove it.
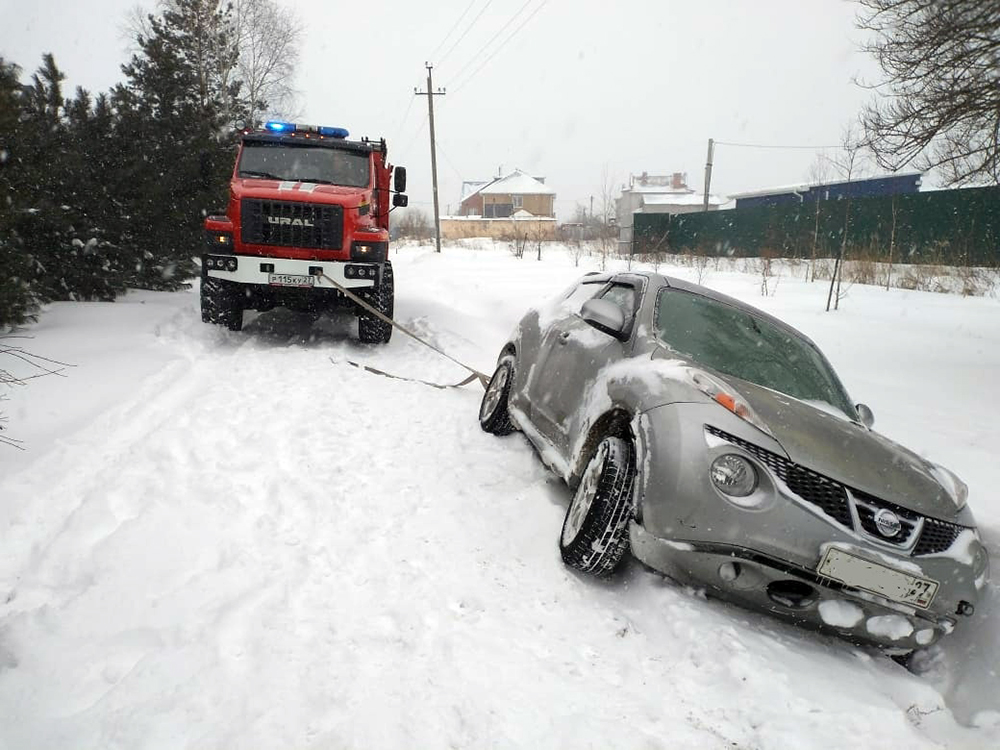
[392,193,409,208]
[394,165,407,193]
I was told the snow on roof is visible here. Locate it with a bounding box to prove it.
[478,169,555,196]
[460,180,490,200]
[641,193,725,207]
[728,170,923,200]
[626,184,697,195]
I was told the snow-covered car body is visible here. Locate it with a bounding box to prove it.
[490,271,988,651]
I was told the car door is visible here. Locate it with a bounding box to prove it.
[530,277,643,454]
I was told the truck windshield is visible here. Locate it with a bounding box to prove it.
[238,143,370,188]
[655,288,857,418]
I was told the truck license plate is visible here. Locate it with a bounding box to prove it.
[268,273,315,287]
[817,547,938,608]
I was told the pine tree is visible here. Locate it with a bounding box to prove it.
[112,0,240,290]
[0,56,38,328]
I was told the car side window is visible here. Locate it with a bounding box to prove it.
[600,283,637,322]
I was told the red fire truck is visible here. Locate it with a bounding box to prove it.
[201,121,407,342]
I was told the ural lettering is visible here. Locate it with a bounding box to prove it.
[266,216,315,228]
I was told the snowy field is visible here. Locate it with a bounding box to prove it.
[1,242,998,749]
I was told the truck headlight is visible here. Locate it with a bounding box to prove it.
[711,454,757,497]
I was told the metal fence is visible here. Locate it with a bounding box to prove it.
[632,185,1000,266]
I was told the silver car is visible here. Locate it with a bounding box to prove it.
[478,272,989,653]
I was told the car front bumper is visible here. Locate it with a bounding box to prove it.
[631,402,989,650]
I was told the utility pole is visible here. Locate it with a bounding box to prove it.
[415,63,445,252]
[589,195,594,219]
[703,137,715,212]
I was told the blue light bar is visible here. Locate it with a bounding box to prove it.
[318,126,349,139]
[264,121,295,133]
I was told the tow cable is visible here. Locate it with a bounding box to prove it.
[319,271,490,391]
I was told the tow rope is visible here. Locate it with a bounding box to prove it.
[319,271,490,391]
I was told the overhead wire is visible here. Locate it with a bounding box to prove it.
[449,0,550,95]
[715,140,841,150]
[446,0,536,87]
[428,0,480,63]
[438,0,496,67]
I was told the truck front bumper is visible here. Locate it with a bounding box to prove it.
[203,254,376,290]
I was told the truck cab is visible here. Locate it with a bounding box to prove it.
[201,121,407,342]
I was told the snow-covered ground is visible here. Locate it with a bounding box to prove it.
[1,242,998,749]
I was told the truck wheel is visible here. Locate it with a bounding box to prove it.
[479,353,516,435]
[201,277,243,332]
[559,436,635,577]
[358,261,394,344]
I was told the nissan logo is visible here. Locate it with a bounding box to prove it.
[874,509,902,538]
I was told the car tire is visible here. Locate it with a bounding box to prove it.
[358,261,394,344]
[479,354,516,435]
[559,436,635,577]
[201,277,243,331]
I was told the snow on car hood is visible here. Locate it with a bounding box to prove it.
[729,378,959,520]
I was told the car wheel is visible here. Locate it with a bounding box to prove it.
[559,436,635,577]
[358,261,394,344]
[479,354,516,435]
[202,277,243,331]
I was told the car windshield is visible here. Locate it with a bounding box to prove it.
[238,143,370,188]
[655,288,856,417]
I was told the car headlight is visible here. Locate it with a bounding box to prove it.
[710,454,758,497]
[929,463,968,511]
[689,370,773,438]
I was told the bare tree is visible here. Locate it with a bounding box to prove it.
[825,123,868,311]
[1,335,71,449]
[857,1,1000,185]
[231,0,303,123]
[806,152,834,282]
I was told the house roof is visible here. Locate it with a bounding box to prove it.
[462,169,555,202]
[641,193,725,207]
[728,170,923,200]
[625,184,696,195]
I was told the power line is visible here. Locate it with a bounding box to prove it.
[428,0,479,62]
[447,0,535,85]
[439,0,496,67]
[715,140,840,151]
[449,0,549,95]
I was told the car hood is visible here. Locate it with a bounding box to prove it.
[728,378,959,520]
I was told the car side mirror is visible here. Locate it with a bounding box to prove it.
[394,165,407,193]
[392,193,409,208]
[580,298,627,340]
[856,403,874,428]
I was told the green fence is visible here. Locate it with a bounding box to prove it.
[632,186,1000,266]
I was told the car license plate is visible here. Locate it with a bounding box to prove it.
[817,547,938,608]
[268,273,315,287]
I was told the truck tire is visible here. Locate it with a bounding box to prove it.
[559,436,634,577]
[358,261,394,344]
[201,277,244,332]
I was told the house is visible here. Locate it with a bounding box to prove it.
[458,169,556,218]
[730,171,922,210]
[442,169,557,240]
[615,171,725,250]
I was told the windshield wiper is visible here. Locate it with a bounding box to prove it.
[297,177,337,185]
[239,170,282,180]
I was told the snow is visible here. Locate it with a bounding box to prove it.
[1,241,999,748]
[819,600,865,628]
[867,615,915,641]
[477,170,555,196]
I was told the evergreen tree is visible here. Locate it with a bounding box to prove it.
[112,0,240,290]
[0,56,38,328]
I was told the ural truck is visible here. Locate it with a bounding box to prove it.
[201,121,407,342]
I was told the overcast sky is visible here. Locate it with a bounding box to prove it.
[2,0,888,219]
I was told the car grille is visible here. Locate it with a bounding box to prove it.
[241,199,343,250]
[705,425,968,556]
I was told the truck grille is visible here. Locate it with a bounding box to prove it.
[704,425,969,556]
[241,199,343,250]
